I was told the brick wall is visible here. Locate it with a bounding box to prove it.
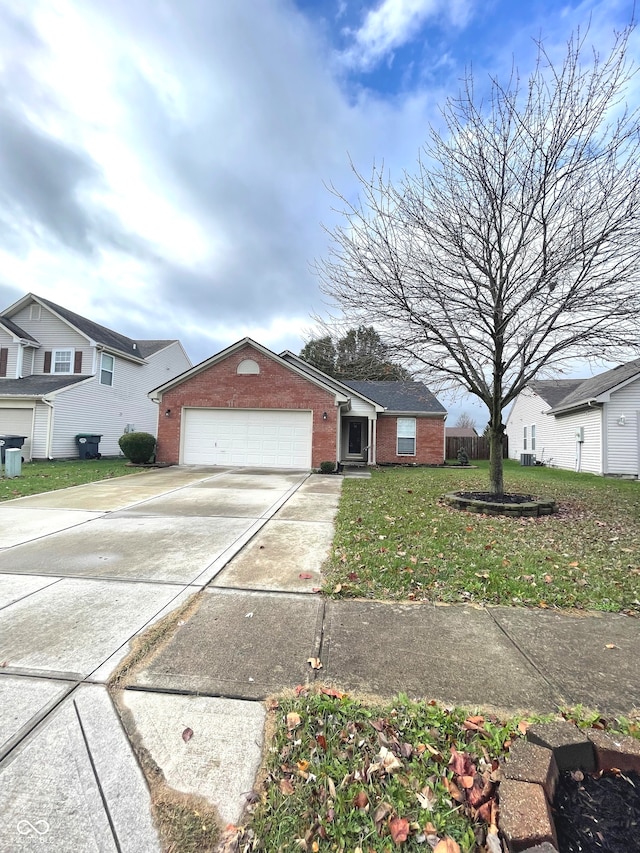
[155,344,337,466]
[376,415,445,464]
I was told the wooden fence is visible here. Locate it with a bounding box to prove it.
[445,435,509,461]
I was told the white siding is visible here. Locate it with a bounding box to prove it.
[604,377,640,477]
[346,396,377,417]
[551,408,602,474]
[0,328,18,378]
[11,305,93,375]
[32,402,52,459]
[505,388,557,463]
[51,342,190,457]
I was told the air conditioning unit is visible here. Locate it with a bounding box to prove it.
[520,453,536,466]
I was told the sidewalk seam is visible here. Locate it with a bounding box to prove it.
[73,698,123,853]
[485,607,566,706]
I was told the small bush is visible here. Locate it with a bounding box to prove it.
[319,461,336,474]
[118,431,156,464]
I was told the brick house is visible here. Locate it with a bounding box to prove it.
[150,338,446,469]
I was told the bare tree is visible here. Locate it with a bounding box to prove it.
[317,26,640,495]
[454,412,477,432]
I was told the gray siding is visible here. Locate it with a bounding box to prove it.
[605,378,640,476]
[551,408,602,474]
[51,342,190,457]
[11,305,93,375]
[0,328,18,378]
[505,388,557,463]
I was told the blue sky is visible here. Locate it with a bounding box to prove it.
[0,0,636,427]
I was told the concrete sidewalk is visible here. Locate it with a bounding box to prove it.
[1,466,639,851]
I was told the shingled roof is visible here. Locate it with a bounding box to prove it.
[0,316,39,343]
[342,380,446,414]
[528,379,584,409]
[548,357,640,413]
[0,376,88,396]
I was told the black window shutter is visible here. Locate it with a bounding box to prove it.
[0,347,7,377]
[74,351,82,373]
[44,351,52,372]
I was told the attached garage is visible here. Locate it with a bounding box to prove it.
[182,408,313,468]
[0,406,34,461]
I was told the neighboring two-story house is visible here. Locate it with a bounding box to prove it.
[0,294,191,460]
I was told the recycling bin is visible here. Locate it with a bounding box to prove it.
[0,435,26,463]
[75,434,102,460]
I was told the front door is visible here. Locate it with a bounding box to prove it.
[348,421,362,455]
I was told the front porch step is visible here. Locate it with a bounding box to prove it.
[341,465,372,478]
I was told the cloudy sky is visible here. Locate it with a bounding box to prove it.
[0,0,636,425]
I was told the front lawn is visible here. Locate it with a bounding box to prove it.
[0,458,134,501]
[324,462,640,613]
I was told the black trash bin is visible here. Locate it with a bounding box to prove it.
[75,434,102,460]
[0,435,26,463]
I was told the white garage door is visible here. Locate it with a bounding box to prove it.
[0,407,34,461]
[182,408,313,468]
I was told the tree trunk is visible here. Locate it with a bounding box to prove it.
[488,423,505,496]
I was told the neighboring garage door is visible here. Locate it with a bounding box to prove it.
[182,408,313,468]
[0,407,34,461]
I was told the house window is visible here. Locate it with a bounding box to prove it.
[100,353,114,386]
[30,304,41,320]
[523,426,528,450]
[52,349,73,373]
[531,424,536,452]
[397,417,416,455]
[237,358,259,374]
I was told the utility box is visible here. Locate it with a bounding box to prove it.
[75,434,102,460]
[4,447,21,478]
[520,453,536,466]
[0,435,26,463]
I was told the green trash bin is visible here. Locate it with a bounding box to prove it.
[75,434,102,460]
[0,435,26,463]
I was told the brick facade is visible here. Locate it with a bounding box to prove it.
[376,415,445,465]
[155,344,337,466]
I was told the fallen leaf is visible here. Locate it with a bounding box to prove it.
[307,657,323,669]
[416,786,436,810]
[433,839,461,853]
[353,791,369,810]
[333,584,343,594]
[389,816,410,846]
[320,686,346,699]
[544,574,553,584]
[569,561,580,567]
[299,573,313,579]
[279,778,294,795]
[605,643,619,650]
[182,727,194,743]
[460,775,475,789]
[373,801,393,835]
[316,734,327,750]
[286,712,302,730]
[517,720,530,735]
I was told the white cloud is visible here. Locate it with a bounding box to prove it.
[345,0,474,70]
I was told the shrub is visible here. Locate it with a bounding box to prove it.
[118,431,156,464]
[319,461,336,474]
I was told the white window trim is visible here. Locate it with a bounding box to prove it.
[531,423,536,452]
[523,425,528,450]
[397,417,416,456]
[100,352,115,386]
[52,348,74,374]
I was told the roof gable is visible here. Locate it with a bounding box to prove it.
[527,379,585,408]
[548,358,640,412]
[0,316,39,343]
[148,337,349,401]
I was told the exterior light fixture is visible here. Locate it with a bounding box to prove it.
[322,411,328,420]
[165,408,171,418]
[617,414,626,426]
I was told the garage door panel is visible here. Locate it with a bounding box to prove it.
[182,409,312,468]
[0,408,34,461]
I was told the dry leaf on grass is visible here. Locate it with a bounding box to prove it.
[307,657,323,670]
[279,778,294,795]
[182,727,193,743]
[433,838,461,853]
[389,816,410,845]
[286,712,302,730]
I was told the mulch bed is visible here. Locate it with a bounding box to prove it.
[553,768,640,852]
[456,491,535,504]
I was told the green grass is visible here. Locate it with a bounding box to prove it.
[0,458,134,501]
[324,462,640,613]
[243,691,639,852]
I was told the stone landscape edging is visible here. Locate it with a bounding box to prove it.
[498,719,640,852]
[444,492,557,517]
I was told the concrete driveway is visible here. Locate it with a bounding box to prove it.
[0,466,338,852]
